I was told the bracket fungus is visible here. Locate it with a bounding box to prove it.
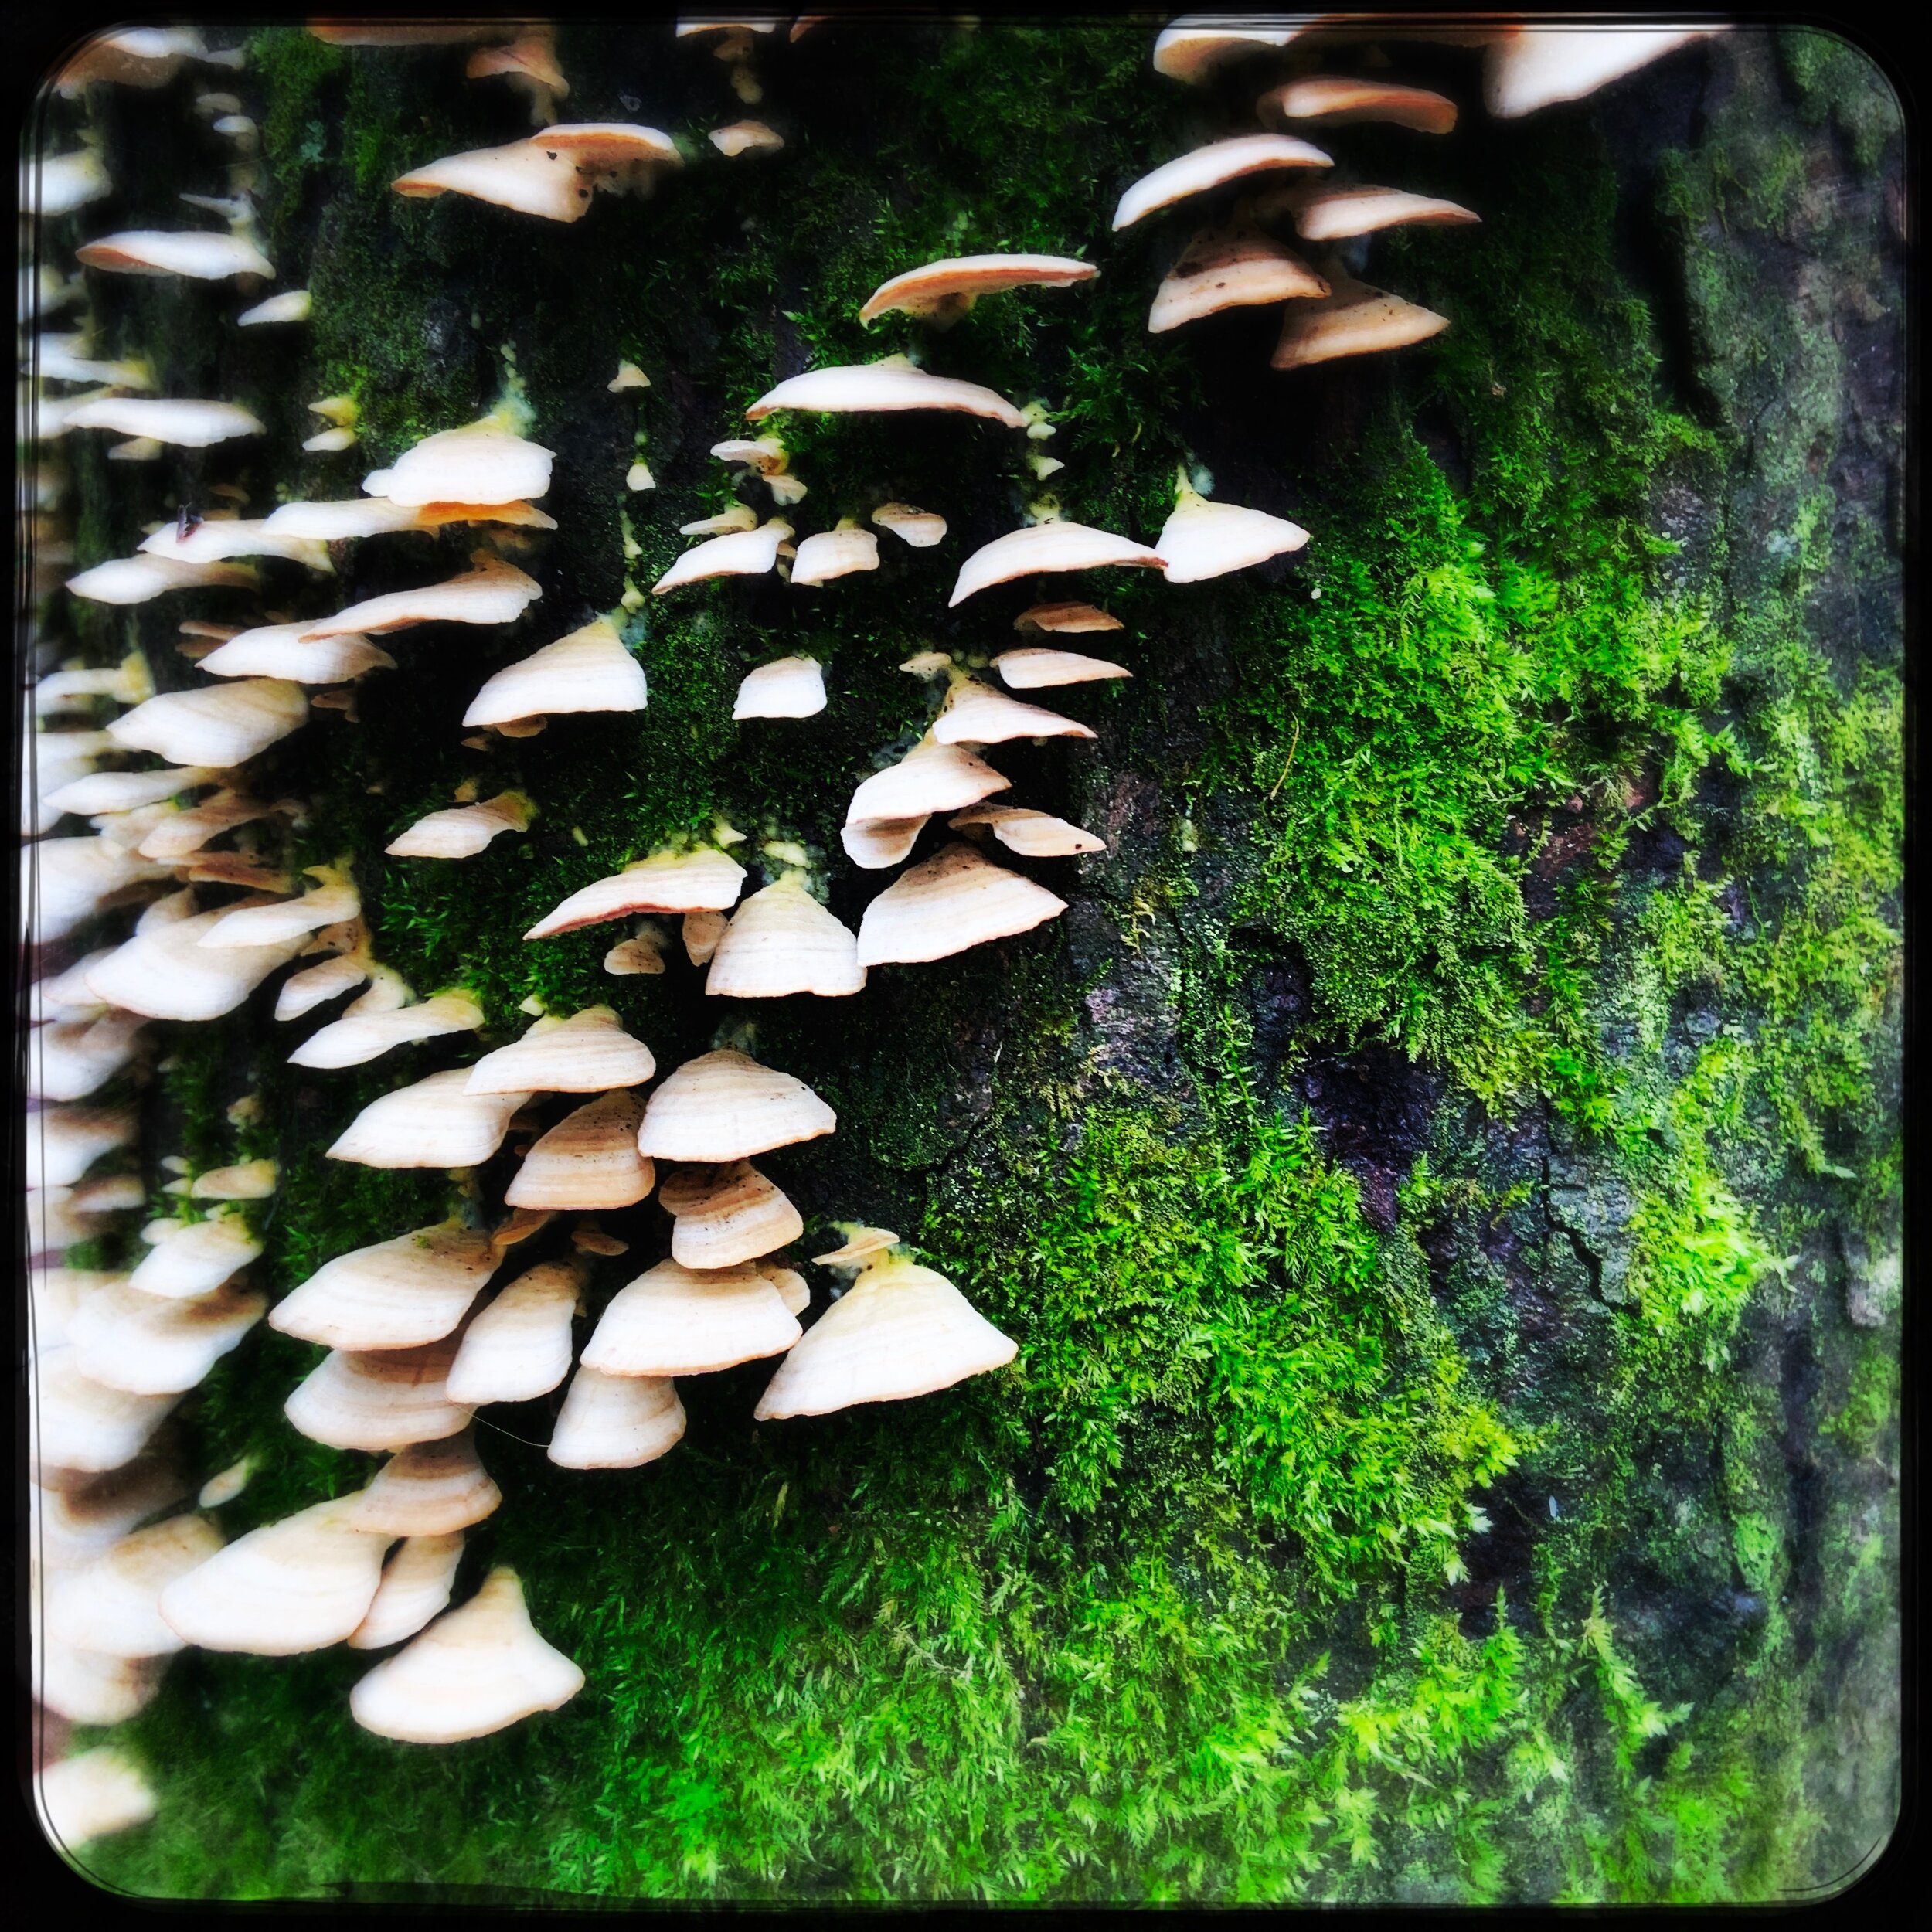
[295,553,542,639]
[124,1212,261,1301]
[705,876,865,998]
[29,147,113,218]
[733,655,828,720]
[387,792,532,859]
[754,1252,1016,1420]
[236,287,312,325]
[636,1049,835,1163]
[393,123,680,222]
[43,1515,225,1658]
[349,1566,584,1743]
[712,120,784,157]
[467,1007,656,1095]
[855,842,1067,967]
[32,1348,182,1475]
[27,1104,135,1189]
[468,27,568,124]
[34,1634,165,1726]
[949,520,1165,607]
[348,1532,467,1651]
[505,1092,655,1211]
[1260,182,1481,243]
[199,867,359,950]
[1270,266,1450,369]
[107,679,308,767]
[1112,134,1333,231]
[1258,76,1459,134]
[526,846,747,939]
[61,396,264,447]
[344,1432,503,1537]
[284,1333,474,1451]
[288,988,485,1070]
[872,502,947,547]
[949,805,1107,859]
[327,1069,531,1171]
[1485,26,1724,119]
[845,734,1010,838]
[583,1258,802,1378]
[933,679,1096,747]
[841,816,927,869]
[85,891,307,1022]
[859,253,1097,326]
[464,617,647,727]
[1151,19,1304,83]
[653,517,793,594]
[549,1364,686,1469]
[66,1281,266,1396]
[156,1497,392,1655]
[666,1161,804,1270]
[1148,223,1328,333]
[76,229,274,280]
[375,418,556,509]
[791,522,879,586]
[36,1749,158,1849]
[1156,470,1311,582]
[65,554,257,605]
[197,624,395,684]
[269,1221,501,1353]
[445,1261,582,1405]
[747,356,1026,428]
[992,646,1130,689]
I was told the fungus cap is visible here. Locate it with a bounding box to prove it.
[791,526,879,586]
[1258,76,1458,134]
[652,518,791,594]
[36,1748,158,1849]
[29,148,113,219]
[1158,474,1310,582]
[327,1068,531,1170]
[955,804,1107,859]
[859,253,1097,325]
[269,1221,499,1353]
[296,554,542,638]
[747,359,1025,429]
[386,793,530,859]
[33,1636,165,1726]
[106,679,307,767]
[137,519,328,570]
[526,848,746,938]
[26,1104,134,1190]
[668,1161,804,1270]
[841,815,927,870]
[1261,182,1480,242]
[504,1092,654,1211]
[66,555,258,605]
[711,120,784,157]
[198,626,395,685]
[1148,223,1328,332]
[733,655,826,719]
[845,736,1009,828]
[393,140,587,221]
[378,420,555,509]
[61,397,264,446]
[856,842,1066,967]
[29,1013,148,1103]
[156,1496,392,1655]
[754,1257,1016,1419]
[1271,267,1448,369]
[199,876,360,951]
[1112,134,1332,230]
[635,1048,835,1162]
[949,520,1164,607]
[934,680,1096,747]
[871,502,946,546]
[66,1280,265,1394]
[1151,19,1302,83]
[76,229,274,280]
[466,1006,656,1095]
[343,1432,502,1536]
[288,989,485,1070]
[992,646,1130,689]
[445,1261,580,1405]
[347,1531,465,1650]
[237,288,312,325]
[24,834,175,946]
[548,1364,685,1468]
[812,1226,899,1267]
[465,619,645,726]
[125,1211,261,1301]
[350,1566,584,1742]
[706,877,865,998]
[284,1335,474,1451]
[1485,26,1722,118]
[43,1513,223,1657]
[583,1258,801,1377]
[189,1158,278,1201]
[276,953,370,1019]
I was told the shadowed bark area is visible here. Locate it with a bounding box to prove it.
[29,22,1899,1904]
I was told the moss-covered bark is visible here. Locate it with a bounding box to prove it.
[35,22,1899,1903]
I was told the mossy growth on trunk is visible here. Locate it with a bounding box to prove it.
[37,21,1898,1906]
